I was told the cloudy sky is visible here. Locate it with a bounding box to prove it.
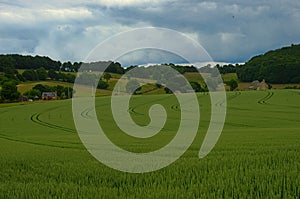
[1,0,300,65]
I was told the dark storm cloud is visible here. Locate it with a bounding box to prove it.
[104,0,300,62]
[0,0,299,63]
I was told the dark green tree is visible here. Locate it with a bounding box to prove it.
[97,80,109,89]
[36,67,48,80]
[0,81,20,101]
[164,87,173,94]
[226,79,238,91]
[48,69,58,80]
[63,73,76,83]
[22,70,38,81]
[33,84,52,93]
[103,73,112,82]
[3,66,17,79]
[63,87,73,99]
[16,72,25,82]
[0,55,15,72]
[189,81,202,92]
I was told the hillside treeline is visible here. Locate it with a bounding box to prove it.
[0,54,124,73]
[237,44,300,83]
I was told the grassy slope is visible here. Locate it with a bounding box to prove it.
[15,72,300,96]
[0,90,299,198]
[17,81,74,94]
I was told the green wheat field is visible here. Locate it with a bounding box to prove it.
[0,90,299,198]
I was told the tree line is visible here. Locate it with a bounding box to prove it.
[236,44,300,84]
[0,54,125,73]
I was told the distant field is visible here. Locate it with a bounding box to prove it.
[183,72,238,83]
[16,81,112,96]
[238,82,300,90]
[183,72,204,82]
[10,71,300,96]
[0,90,299,198]
[222,73,238,82]
[17,81,73,94]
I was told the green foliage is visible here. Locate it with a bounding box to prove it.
[22,70,38,81]
[216,64,237,74]
[226,79,238,91]
[189,81,202,92]
[28,84,73,99]
[97,80,109,89]
[48,69,58,79]
[60,73,76,83]
[167,63,198,74]
[0,81,20,101]
[164,87,173,94]
[102,73,112,82]
[61,61,82,72]
[16,73,25,82]
[24,89,41,99]
[107,62,124,74]
[33,84,53,93]
[237,44,300,83]
[0,54,61,70]
[20,68,74,83]
[36,67,48,81]
[284,86,300,89]
[3,66,17,80]
[126,80,141,94]
[0,76,10,86]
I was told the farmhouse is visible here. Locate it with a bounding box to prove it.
[248,79,268,91]
[42,92,57,100]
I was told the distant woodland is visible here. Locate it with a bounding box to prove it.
[0,44,299,101]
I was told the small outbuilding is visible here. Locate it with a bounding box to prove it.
[42,92,57,100]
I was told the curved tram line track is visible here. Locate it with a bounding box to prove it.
[0,133,81,150]
[30,112,76,134]
[215,91,241,107]
[258,91,274,104]
[29,105,78,134]
[128,95,173,116]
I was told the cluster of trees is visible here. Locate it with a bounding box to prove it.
[0,54,125,74]
[216,64,238,74]
[22,67,48,81]
[24,84,73,100]
[167,63,198,74]
[0,81,20,102]
[237,44,300,83]
[198,64,238,74]
[124,64,198,80]
[79,61,124,74]
[3,43,299,103]
[75,72,112,89]
[164,80,208,94]
[1,66,76,83]
[125,79,207,95]
[0,54,61,71]
[225,79,238,91]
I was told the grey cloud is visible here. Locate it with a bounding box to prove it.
[0,0,299,63]
[116,49,187,67]
[106,0,300,62]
